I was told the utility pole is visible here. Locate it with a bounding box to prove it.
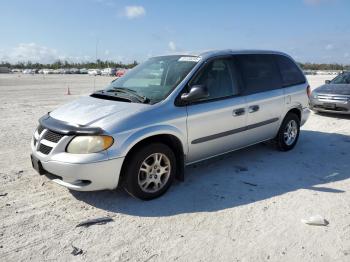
[93,38,99,92]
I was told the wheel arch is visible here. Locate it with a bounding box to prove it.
[286,107,301,121]
[119,131,186,184]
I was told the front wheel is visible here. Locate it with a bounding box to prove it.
[123,143,176,200]
[275,113,300,151]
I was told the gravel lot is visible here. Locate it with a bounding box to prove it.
[0,74,349,262]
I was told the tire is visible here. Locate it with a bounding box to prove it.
[123,143,176,200]
[275,113,300,151]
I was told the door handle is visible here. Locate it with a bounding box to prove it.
[232,108,245,116]
[248,105,259,113]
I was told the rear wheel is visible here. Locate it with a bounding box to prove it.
[275,113,300,151]
[123,143,176,200]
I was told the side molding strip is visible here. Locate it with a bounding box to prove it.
[191,117,279,144]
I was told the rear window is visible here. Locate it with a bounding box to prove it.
[235,54,282,94]
[275,55,306,87]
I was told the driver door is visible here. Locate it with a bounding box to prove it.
[185,57,247,163]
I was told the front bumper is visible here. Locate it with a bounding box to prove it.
[30,123,125,191]
[31,152,124,191]
[310,97,350,114]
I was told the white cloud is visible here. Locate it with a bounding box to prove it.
[325,44,334,50]
[0,43,59,63]
[304,0,334,5]
[168,41,176,52]
[124,6,146,19]
[0,43,91,64]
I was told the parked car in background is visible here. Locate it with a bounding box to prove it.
[79,68,88,74]
[43,69,54,74]
[70,68,80,74]
[31,50,310,200]
[23,69,36,74]
[11,68,22,73]
[115,68,128,78]
[88,69,101,76]
[101,68,117,76]
[310,71,350,114]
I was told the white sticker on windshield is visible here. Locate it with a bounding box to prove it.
[178,56,201,62]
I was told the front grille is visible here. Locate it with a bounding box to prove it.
[317,95,349,102]
[42,130,64,143]
[35,125,65,155]
[37,125,45,134]
[38,143,53,155]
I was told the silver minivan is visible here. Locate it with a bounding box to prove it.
[31,50,310,200]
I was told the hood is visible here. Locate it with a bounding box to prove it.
[50,95,149,126]
[315,84,350,96]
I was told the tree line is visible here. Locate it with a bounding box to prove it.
[298,63,350,71]
[0,59,349,71]
[0,59,138,70]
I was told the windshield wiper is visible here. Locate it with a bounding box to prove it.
[109,87,150,103]
[91,90,133,103]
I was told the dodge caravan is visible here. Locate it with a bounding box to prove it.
[31,50,310,199]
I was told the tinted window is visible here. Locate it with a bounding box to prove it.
[191,58,239,100]
[236,54,282,94]
[275,55,306,86]
[330,72,350,84]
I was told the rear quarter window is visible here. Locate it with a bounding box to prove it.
[235,54,282,95]
[274,55,306,87]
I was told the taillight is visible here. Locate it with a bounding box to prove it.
[307,85,311,98]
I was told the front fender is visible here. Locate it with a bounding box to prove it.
[108,124,188,159]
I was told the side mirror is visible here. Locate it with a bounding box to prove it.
[325,80,331,84]
[181,85,209,103]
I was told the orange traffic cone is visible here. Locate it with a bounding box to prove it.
[66,87,71,95]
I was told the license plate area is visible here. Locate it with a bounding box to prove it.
[323,103,336,109]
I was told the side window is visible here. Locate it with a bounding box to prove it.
[275,55,306,87]
[236,54,282,94]
[190,58,239,100]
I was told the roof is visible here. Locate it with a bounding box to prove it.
[154,49,293,60]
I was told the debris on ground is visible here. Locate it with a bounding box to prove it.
[241,181,258,187]
[0,193,8,197]
[71,245,83,256]
[76,217,114,228]
[301,215,329,226]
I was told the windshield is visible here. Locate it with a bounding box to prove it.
[331,72,350,84]
[106,55,200,103]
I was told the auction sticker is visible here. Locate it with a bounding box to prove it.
[178,56,201,62]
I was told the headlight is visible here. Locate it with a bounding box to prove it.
[67,136,114,154]
[312,92,318,99]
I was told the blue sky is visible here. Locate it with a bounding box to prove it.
[0,0,349,64]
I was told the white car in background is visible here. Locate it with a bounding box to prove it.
[79,68,88,74]
[101,68,117,76]
[88,69,101,76]
[43,69,54,74]
[23,69,34,74]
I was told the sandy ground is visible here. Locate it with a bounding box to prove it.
[0,74,349,262]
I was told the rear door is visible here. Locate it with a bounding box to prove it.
[274,55,308,112]
[185,57,247,163]
[235,54,284,144]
